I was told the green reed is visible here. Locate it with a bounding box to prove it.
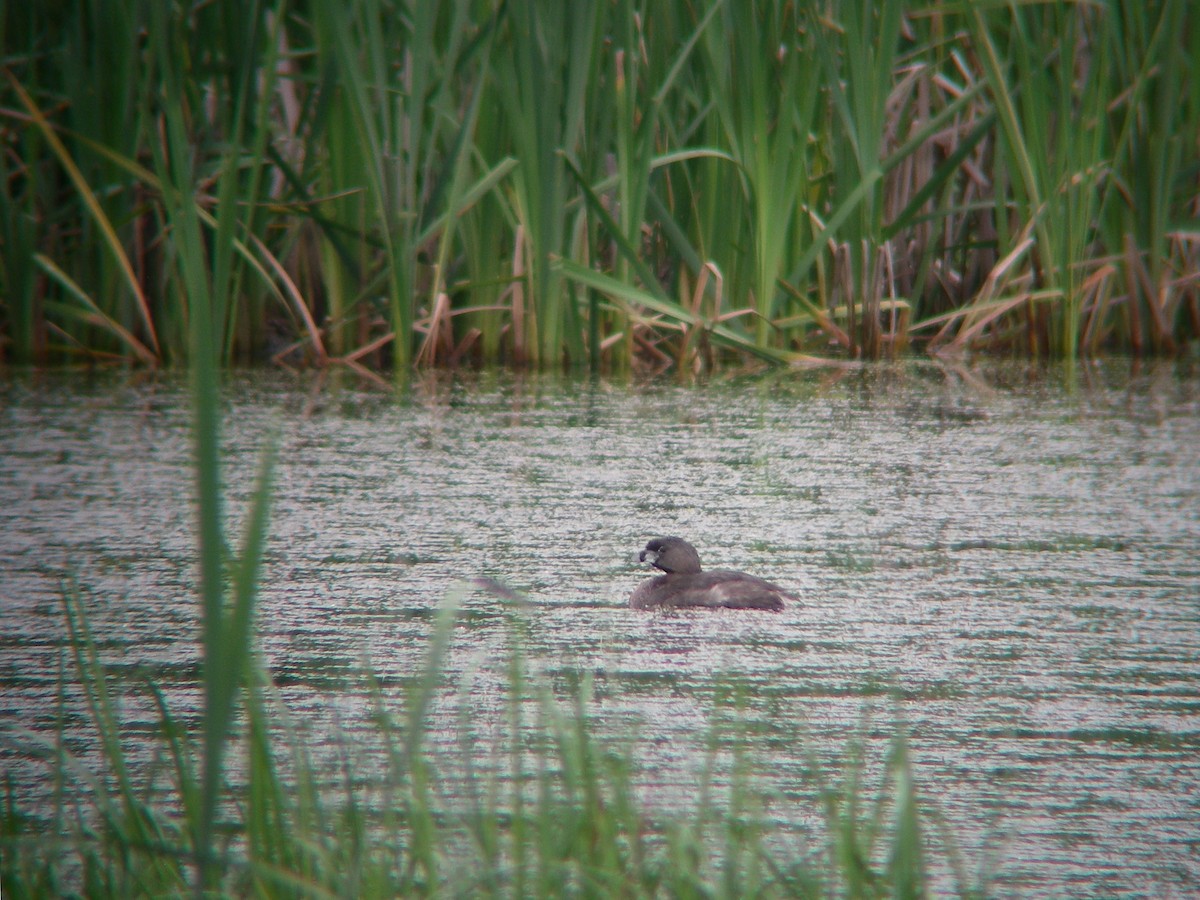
[1096,0,1197,355]
[964,3,1105,359]
[148,5,282,888]
[3,583,982,898]
[1,0,1196,369]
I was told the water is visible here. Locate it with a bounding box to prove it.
[2,361,1198,896]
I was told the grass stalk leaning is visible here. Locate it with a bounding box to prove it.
[150,3,280,890]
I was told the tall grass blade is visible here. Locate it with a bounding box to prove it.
[5,70,161,363]
[148,4,280,890]
[149,8,222,886]
[33,253,158,364]
[58,584,190,895]
[886,733,927,899]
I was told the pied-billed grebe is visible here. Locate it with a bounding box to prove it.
[630,537,794,611]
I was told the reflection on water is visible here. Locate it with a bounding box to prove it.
[2,360,1199,895]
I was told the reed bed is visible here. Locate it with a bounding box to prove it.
[1,1,1197,372]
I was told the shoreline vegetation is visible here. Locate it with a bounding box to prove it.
[1,2,1197,374]
[5,584,972,898]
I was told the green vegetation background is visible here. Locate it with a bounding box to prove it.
[3,1,1197,372]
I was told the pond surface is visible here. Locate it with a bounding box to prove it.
[2,360,1199,896]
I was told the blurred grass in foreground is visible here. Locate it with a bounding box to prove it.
[1,583,984,898]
